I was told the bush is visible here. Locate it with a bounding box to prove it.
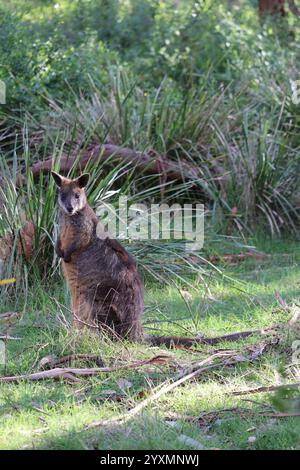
[0,6,120,110]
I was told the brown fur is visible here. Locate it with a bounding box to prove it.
[52,172,144,340]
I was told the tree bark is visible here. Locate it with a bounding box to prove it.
[259,0,300,17]
[20,144,207,186]
[258,0,286,16]
[288,0,300,16]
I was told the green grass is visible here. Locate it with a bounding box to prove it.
[1,240,300,450]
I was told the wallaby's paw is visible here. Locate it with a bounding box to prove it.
[55,242,64,258]
[56,248,64,258]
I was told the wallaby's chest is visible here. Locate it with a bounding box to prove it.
[60,222,77,252]
[59,211,95,253]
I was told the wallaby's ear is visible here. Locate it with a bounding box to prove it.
[51,171,64,188]
[75,173,90,189]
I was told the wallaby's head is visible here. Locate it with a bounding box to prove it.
[51,172,90,216]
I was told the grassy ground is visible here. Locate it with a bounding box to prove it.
[0,240,300,450]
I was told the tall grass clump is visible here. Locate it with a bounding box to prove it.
[7,71,299,237]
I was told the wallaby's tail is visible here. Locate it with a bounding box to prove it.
[145,329,263,348]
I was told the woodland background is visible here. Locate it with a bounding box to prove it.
[0,0,300,451]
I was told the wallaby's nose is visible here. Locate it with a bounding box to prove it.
[67,206,73,213]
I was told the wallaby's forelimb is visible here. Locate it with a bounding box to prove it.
[63,241,79,263]
[55,238,64,259]
[56,238,78,263]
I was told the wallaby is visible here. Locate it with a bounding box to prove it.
[52,172,249,348]
[52,171,144,341]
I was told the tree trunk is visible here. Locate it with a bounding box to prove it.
[258,0,286,16]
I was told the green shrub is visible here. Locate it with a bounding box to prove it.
[0,6,120,109]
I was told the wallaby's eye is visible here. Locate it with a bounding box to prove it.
[74,193,80,200]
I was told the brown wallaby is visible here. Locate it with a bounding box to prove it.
[52,172,250,348]
[52,171,144,341]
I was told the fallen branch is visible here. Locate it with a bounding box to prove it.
[197,408,300,425]
[149,327,275,348]
[263,411,300,418]
[197,407,264,426]
[288,308,300,326]
[0,355,171,383]
[38,353,105,370]
[20,144,208,187]
[209,251,270,266]
[199,328,274,344]
[230,382,300,396]
[0,335,22,340]
[274,292,300,326]
[0,312,20,325]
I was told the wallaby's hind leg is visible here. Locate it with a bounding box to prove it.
[71,291,95,330]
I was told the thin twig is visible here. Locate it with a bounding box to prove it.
[0,335,22,340]
[39,353,104,369]
[0,355,171,383]
[230,382,300,396]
